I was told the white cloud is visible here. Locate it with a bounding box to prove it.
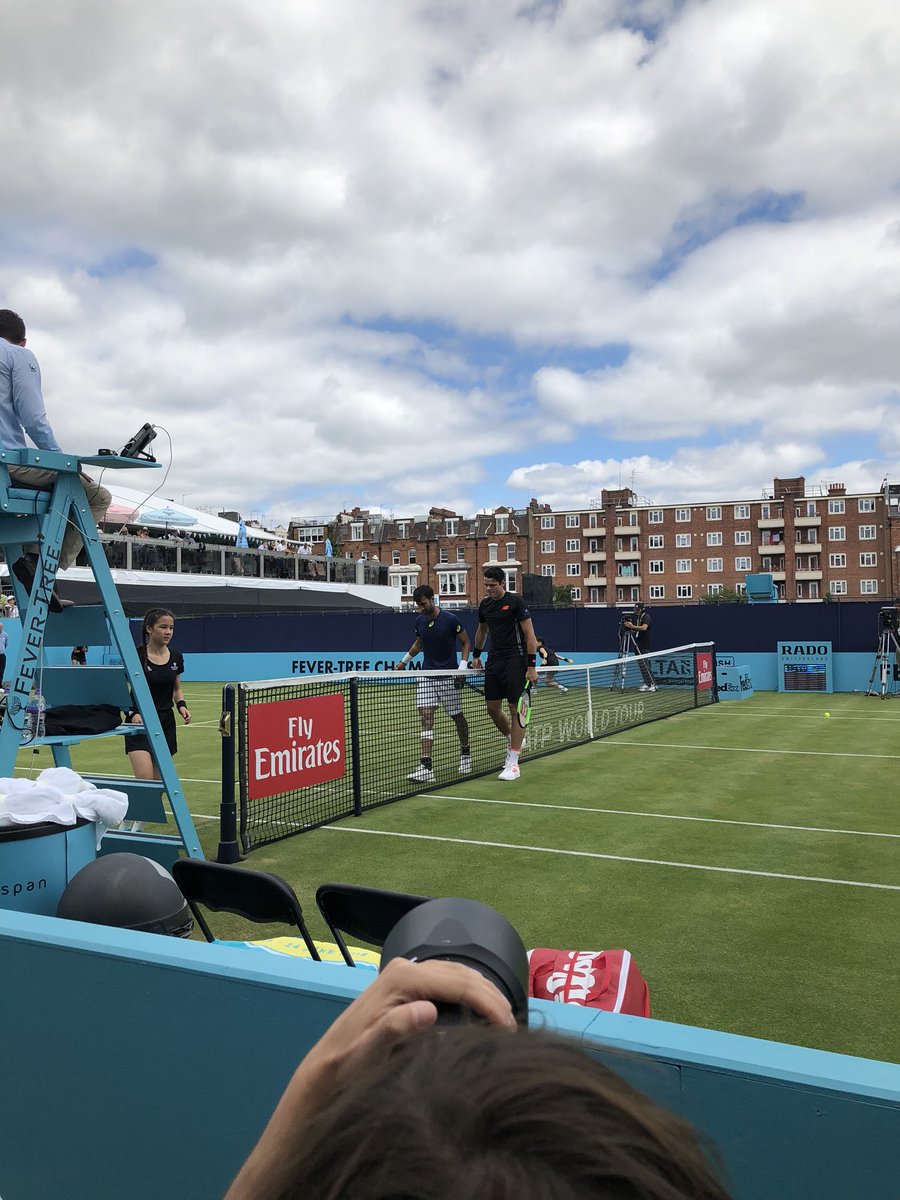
[0,0,898,523]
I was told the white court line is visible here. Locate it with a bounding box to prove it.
[325,826,900,892]
[605,740,900,761]
[710,709,900,722]
[428,794,900,840]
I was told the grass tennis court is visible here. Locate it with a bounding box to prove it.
[21,685,900,1065]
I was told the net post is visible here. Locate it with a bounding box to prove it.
[350,677,362,816]
[216,683,242,863]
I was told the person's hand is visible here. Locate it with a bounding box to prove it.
[224,959,515,1200]
[526,666,539,685]
[393,661,405,671]
[179,706,192,724]
[129,711,143,726]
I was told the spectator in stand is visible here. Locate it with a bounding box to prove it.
[0,622,7,681]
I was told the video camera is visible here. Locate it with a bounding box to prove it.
[878,605,900,633]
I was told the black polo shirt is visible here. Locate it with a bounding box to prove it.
[477,591,530,659]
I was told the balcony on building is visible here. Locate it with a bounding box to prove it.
[614,549,642,561]
[614,521,641,535]
[757,537,786,554]
[583,549,607,562]
[614,569,642,585]
[795,569,823,581]
[757,517,785,529]
[794,515,821,527]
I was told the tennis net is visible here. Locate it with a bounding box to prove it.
[234,641,716,851]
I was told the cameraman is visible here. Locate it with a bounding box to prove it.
[623,601,657,692]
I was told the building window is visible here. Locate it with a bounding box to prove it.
[675,508,691,522]
[505,570,518,591]
[566,563,580,577]
[495,514,508,533]
[439,547,449,563]
[566,514,579,528]
[648,534,664,549]
[829,580,847,595]
[733,504,750,519]
[676,584,693,599]
[540,540,555,553]
[487,543,498,561]
[706,506,722,520]
[444,519,458,537]
[860,580,878,595]
[565,538,580,552]
[706,531,723,546]
[395,573,417,595]
[760,504,770,519]
[588,587,600,603]
[437,571,467,595]
[829,553,846,567]
[734,530,751,545]
[860,552,877,567]
[859,525,877,540]
[735,556,752,571]
[808,582,819,598]
[588,513,598,528]
[506,542,517,560]
[675,559,691,573]
[648,585,665,599]
[828,499,845,514]
[858,498,875,512]
[648,510,663,524]
[540,515,555,530]
[541,564,556,577]
[675,533,691,548]
[570,587,581,600]
[648,560,665,574]
[588,538,600,553]
[707,558,723,572]
[828,526,846,541]
[392,551,400,565]
[456,546,466,562]
[408,549,417,564]
[707,583,723,596]
[350,523,364,541]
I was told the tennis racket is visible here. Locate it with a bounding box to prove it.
[516,679,533,728]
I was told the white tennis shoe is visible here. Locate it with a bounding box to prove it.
[498,762,520,781]
[407,765,435,782]
[459,753,472,775]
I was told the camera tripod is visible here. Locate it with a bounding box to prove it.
[866,624,900,699]
[611,625,641,690]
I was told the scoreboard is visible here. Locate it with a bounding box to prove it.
[777,642,833,693]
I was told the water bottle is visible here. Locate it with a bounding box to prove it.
[33,689,46,739]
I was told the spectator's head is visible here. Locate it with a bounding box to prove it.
[277,1024,731,1200]
[0,309,27,346]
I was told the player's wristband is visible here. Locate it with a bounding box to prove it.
[527,654,537,667]
[176,700,188,713]
[401,653,412,665]
[472,648,483,658]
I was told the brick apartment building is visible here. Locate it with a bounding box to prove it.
[291,477,899,608]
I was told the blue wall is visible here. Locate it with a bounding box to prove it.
[3,601,883,691]
[1,907,898,1200]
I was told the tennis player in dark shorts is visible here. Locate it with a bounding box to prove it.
[471,565,538,782]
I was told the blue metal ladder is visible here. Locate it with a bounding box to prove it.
[0,447,203,865]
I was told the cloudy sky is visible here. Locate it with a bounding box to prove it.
[2,0,898,526]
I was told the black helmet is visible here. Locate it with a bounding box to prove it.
[57,853,193,937]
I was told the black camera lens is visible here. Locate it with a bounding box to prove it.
[380,897,529,1026]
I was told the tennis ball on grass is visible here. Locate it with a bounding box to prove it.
[824,711,831,717]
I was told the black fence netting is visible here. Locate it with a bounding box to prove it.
[237,642,716,851]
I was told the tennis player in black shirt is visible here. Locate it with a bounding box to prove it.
[472,566,538,781]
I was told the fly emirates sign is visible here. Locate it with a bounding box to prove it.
[247,694,346,800]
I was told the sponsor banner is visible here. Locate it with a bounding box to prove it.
[695,650,714,690]
[247,693,346,800]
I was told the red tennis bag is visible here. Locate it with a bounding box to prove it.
[527,948,650,1017]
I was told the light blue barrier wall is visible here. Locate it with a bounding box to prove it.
[0,908,897,1200]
